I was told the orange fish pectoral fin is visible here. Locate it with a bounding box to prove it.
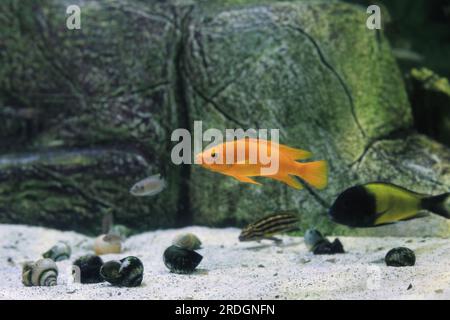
[291,160,328,189]
[232,175,262,185]
[270,174,303,189]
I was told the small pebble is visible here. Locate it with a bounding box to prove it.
[407,284,413,290]
[258,264,265,268]
[435,289,443,294]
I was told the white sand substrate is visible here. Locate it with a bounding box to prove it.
[0,224,449,300]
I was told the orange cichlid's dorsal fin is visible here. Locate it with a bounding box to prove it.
[242,138,312,160]
[278,145,312,160]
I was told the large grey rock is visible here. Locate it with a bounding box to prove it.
[0,0,448,235]
[186,1,450,235]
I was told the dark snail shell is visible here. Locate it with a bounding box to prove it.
[42,241,71,261]
[385,247,416,267]
[100,256,143,287]
[72,254,104,284]
[163,245,203,274]
[172,233,202,250]
[313,239,345,255]
[304,229,325,251]
[22,258,58,287]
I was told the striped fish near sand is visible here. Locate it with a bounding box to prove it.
[238,212,300,243]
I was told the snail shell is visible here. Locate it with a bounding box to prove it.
[100,256,143,287]
[313,238,345,255]
[108,225,132,240]
[72,254,104,284]
[93,234,122,255]
[163,245,203,274]
[22,258,58,287]
[385,247,416,267]
[42,241,71,261]
[304,229,325,251]
[172,233,202,250]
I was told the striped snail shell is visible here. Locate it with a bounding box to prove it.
[22,258,58,287]
[163,245,203,274]
[100,256,143,287]
[172,233,202,250]
[93,234,122,255]
[42,241,71,261]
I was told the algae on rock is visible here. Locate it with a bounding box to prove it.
[409,68,450,146]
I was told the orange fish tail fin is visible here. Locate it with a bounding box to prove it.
[292,160,328,189]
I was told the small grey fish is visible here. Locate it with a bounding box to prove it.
[239,212,299,243]
[130,174,166,197]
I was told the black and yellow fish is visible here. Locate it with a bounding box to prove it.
[329,182,449,228]
[239,212,299,242]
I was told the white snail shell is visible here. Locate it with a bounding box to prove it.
[93,234,122,255]
[172,233,202,250]
[42,241,71,261]
[22,258,58,287]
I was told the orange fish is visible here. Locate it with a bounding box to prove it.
[195,138,327,189]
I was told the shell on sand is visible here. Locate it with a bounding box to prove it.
[172,233,202,250]
[93,234,122,255]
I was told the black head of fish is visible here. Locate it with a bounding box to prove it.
[328,185,377,227]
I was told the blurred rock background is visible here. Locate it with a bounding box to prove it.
[0,0,449,236]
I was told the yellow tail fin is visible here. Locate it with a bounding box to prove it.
[292,160,328,189]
